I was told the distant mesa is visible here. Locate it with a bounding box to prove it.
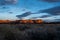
[0,20,10,23]
[19,20,43,24]
[0,20,60,24]
[0,19,43,24]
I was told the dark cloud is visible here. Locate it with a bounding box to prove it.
[39,6,60,15]
[0,0,17,5]
[39,15,52,18]
[16,12,33,18]
[16,11,52,19]
[29,15,52,20]
[37,0,60,2]
[9,12,13,14]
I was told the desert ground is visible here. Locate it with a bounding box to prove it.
[0,24,60,40]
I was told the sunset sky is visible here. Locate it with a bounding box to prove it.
[0,0,60,22]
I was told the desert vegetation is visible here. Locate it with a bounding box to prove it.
[0,24,60,40]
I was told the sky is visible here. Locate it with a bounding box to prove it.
[0,0,60,22]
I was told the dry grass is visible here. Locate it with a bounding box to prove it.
[0,24,60,40]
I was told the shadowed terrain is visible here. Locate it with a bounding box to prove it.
[0,24,60,40]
